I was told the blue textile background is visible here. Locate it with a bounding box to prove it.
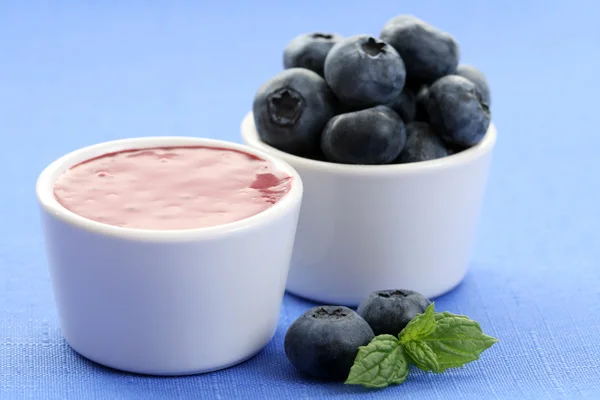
[1,1,599,399]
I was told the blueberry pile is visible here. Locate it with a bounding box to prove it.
[284,289,430,380]
[253,15,492,165]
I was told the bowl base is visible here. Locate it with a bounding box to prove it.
[285,270,468,307]
[64,338,267,376]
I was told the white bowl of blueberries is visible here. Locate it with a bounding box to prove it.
[241,14,497,306]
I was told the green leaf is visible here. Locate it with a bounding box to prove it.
[399,302,436,341]
[428,312,499,372]
[345,334,410,389]
[400,310,499,373]
[402,340,440,372]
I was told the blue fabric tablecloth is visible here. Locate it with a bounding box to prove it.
[1,1,599,399]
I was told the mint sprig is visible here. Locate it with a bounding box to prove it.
[346,303,498,389]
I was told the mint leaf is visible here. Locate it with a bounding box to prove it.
[400,309,499,373]
[428,312,499,372]
[402,340,441,372]
[398,302,436,341]
[345,334,410,388]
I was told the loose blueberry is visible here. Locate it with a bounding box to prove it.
[387,87,416,123]
[284,306,375,381]
[357,289,431,336]
[455,64,491,106]
[324,35,406,109]
[414,85,430,121]
[253,68,337,156]
[321,106,406,165]
[426,75,491,147]
[396,122,448,163]
[380,15,459,84]
[283,32,344,77]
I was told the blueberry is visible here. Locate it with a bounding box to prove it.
[414,85,430,121]
[455,64,491,106]
[387,87,416,123]
[321,106,406,165]
[324,35,406,109]
[426,75,491,147]
[396,122,448,163]
[253,68,337,156]
[284,306,375,381]
[357,289,431,336]
[380,15,459,84]
[283,33,344,77]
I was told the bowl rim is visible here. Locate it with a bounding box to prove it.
[241,111,497,176]
[36,136,304,242]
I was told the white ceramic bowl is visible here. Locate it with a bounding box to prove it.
[241,112,497,306]
[36,137,303,375]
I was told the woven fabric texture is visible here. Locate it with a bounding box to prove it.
[1,1,599,399]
